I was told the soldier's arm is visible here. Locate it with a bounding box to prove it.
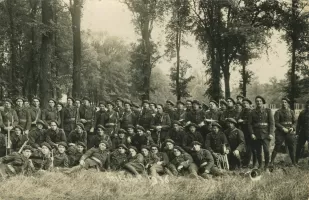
[274,110,284,131]
[291,110,296,130]
[183,153,193,165]
[205,134,214,153]
[236,130,246,152]
[61,130,67,142]
[161,152,169,166]
[161,114,171,130]
[80,148,94,161]
[83,131,87,147]
[202,150,214,171]
[46,133,57,148]
[0,112,3,128]
[296,112,303,135]
[248,112,254,136]
[13,110,19,127]
[268,109,275,136]
[64,155,69,168]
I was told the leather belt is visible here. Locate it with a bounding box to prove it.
[281,122,292,125]
[253,123,268,127]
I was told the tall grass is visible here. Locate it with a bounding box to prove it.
[0,166,308,200]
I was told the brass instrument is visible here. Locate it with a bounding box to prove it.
[244,169,261,181]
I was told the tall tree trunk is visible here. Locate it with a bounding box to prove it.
[176,30,181,100]
[71,0,82,99]
[40,0,54,108]
[241,62,247,97]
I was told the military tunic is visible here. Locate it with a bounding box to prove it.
[28,128,46,149]
[120,110,137,129]
[205,132,229,154]
[150,112,171,144]
[68,130,87,146]
[0,108,19,130]
[15,106,31,131]
[137,109,153,130]
[79,105,95,132]
[63,105,77,135]
[110,150,128,170]
[80,148,110,170]
[29,106,42,128]
[53,152,69,168]
[42,107,59,126]
[45,128,67,148]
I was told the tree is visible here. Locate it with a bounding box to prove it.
[122,0,166,100]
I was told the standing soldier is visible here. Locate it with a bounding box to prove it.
[174,101,187,125]
[115,97,125,119]
[149,102,157,115]
[220,98,239,130]
[15,97,31,135]
[137,100,153,131]
[29,97,42,130]
[150,104,171,146]
[63,97,76,137]
[95,101,106,128]
[0,99,19,134]
[185,100,193,112]
[270,97,296,166]
[165,100,175,121]
[205,100,221,121]
[238,98,255,168]
[42,98,58,127]
[56,102,64,129]
[248,96,275,170]
[236,95,244,104]
[80,97,95,135]
[104,101,119,137]
[120,100,137,129]
[186,100,205,128]
[23,99,30,109]
[295,100,309,164]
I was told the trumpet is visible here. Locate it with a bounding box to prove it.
[244,169,262,181]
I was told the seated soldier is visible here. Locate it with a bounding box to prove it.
[131,125,154,151]
[205,122,230,169]
[140,145,160,174]
[224,118,246,170]
[149,144,172,177]
[167,121,186,147]
[30,142,53,171]
[90,125,112,150]
[110,144,129,171]
[112,129,129,149]
[183,123,204,153]
[10,126,28,152]
[190,141,222,178]
[45,120,67,149]
[0,145,34,177]
[169,146,197,178]
[163,139,176,162]
[123,146,145,178]
[126,124,136,145]
[53,142,69,168]
[67,142,86,167]
[28,120,47,149]
[66,141,110,173]
[68,123,87,147]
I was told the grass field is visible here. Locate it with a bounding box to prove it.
[0,165,308,200]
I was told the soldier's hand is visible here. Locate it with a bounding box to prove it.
[24,130,29,135]
[80,160,85,166]
[80,119,87,123]
[156,126,162,131]
[205,169,210,174]
[157,161,163,165]
[225,149,230,154]
[238,119,244,123]
[177,165,183,171]
[200,162,208,167]
[251,134,256,140]
[282,128,289,133]
[90,128,94,133]
[269,135,274,140]
[233,150,240,157]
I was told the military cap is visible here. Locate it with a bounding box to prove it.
[212,122,222,129]
[176,100,185,105]
[56,102,64,107]
[282,97,290,103]
[32,96,40,102]
[242,98,252,105]
[226,98,236,105]
[141,145,150,151]
[150,144,160,149]
[220,99,228,107]
[172,120,181,125]
[22,145,33,152]
[191,141,202,147]
[15,96,24,102]
[192,100,200,105]
[76,142,86,149]
[126,124,135,129]
[118,144,128,150]
[226,118,237,125]
[173,146,184,152]
[67,97,75,102]
[82,97,91,102]
[255,96,266,104]
[186,100,193,103]
[36,120,47,129]
[105,100,115,107]
[149,102,157,107]
[165,139,175,145]
[14,125,24,132]
[131,102,140,108]
[142,100,150,104]
[4,98,13,105]
[209,100,219,107]
[48,98,57,104]
[50,120,59,127]
[123,99,132,106]
[118,129,127,134]
[186,123,198,128]
[76,122,85,131]
[75,98,82,103]
[236,94,245,99]
[166,100,175,106]
[57,142,68,149]
[98,101,105,105]
[96,125,106,131]
[156,103,164,108]
[41,142,52,150]
[136,125,145,132]
[98,140,108,148]
[129,146,138,152]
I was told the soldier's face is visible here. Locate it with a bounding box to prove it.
[41,146,50,155]
[186,102,192,108]
[77,145,84,153]
[193,144,201,151]
[99,104,105,110]
[189,126,196,133]
[237,97,243,103]
[243,101,250,109]
[22,150,32,158]
[33,99,40,107]
[124,104,131,111]
[50,122,57,130]
[83,100,90,106]
[75,101,81,108]
[150,104,155,110]
[76,126,83,133]
[107,104,113,110]
[193,104,199,110]
[58,146,66,153]
[49,100,55,107]
[157,106,163,113]
[15,128,22,136]
[227,122,235,129]
[209,102,216,109]
[118,147,126,154]
[116,100,122,107]
[137,130,143,136]
[24,102,30,107]
[141,148,149,156]
[173,149,181,157]
[4,102,11,108]
[143,103,149,109]
[151,147,158,154]
[227,99,234,107]
[16,99,23,107]
[166,142,174,150]
[127,128,134,135]
[119,133,125,138]
[129,149,137,156]
[173,124,180,130]
[97,128,104,136]
[37,124,43,130]
[99,143,107,151]
[282,100,289,108]
[57,104,63,111]
[177,103,184,109]
[212,126,219,133]
[255,98,263,107]
[221,104,227,110]
[67,99,73,105]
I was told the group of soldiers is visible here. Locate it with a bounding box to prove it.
[0,94,307,179]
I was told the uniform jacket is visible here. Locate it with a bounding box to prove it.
[29,106,42,124]
[79,105,95,131]
[81,148,110,169]
[205,109,221,121]
[91,134,112,149]
[110,150,128,170]
[296,109,309,137]
[167,128,186,147]
[10,133,28,152]
[30,150,52,170]
[29,128,46,149]
[131,134,154,150]
[143,152,160,166]
[120,110,137,129]
[42,107,59,126]
[248,108,275,139]
[112,136,129,150]
[0,108,19,128]
[155,152,169,166]
[0,152,34,175]
[186,109,205,125]
[173,109,187,124]
[137,108,153,130]
[127,153,144,165]
[53,151,69,168]
[183,131,204,152]
[191,149,214,171]
[274,108,296,134]
[205,132,229,154]
[150,112,171,131]
[171,152,193,167]
[15,106,31,131]
[63,105,77,132]
[224,128,246,152]
[68,130,87,146]
[238,108,251,137]
[45,128,67,148]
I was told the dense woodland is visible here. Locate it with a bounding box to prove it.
[1,0,309,109]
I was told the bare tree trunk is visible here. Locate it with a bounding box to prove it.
[241,62,247,97]
[176,30,181,100]
[71,0,82,99]
[40,0,54,108]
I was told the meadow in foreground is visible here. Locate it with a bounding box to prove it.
[0,166,308,200]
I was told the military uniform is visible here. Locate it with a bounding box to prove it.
[296,109,309,163]
[79,105,95,132]
[68,130,87,147]
[42,107,59,127]
[191,148,219,177]
[28,128,46,149]
[137,108,153,130]
[205,132,229,155]
[167,128,186,147]
[150,112,171,145]
[104,110,119,136]
[124,153,145,175]
[80,147,110,170]
[110,150,128,170]
[30,150,52,170]
[29,106,42,129]
[186,109,205,125]
[0,152,35,176]
[15,106,31,132]
[90,134,112,149]
[219,108,239,130]
[45,128,67,148]
[205,109,221,121]
[183,130,204,153]
[10,133,28,152]
[63,105,77,136]
[53,151,69,168]
[131,134,154,151]
[120,110,137,129]
[169,152,196,177]
[173,109,187,125]
[248,107,274,168]
[0,108,19,131]
[112,136,129,150]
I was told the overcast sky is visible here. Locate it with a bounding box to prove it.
[81,0,289,87]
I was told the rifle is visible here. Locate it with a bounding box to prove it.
[34,108,41,125]
[18,140,29,154]
[6,117,13,155]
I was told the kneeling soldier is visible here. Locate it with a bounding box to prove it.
[53,142,69,168]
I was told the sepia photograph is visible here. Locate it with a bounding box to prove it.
[0,0,308,199]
